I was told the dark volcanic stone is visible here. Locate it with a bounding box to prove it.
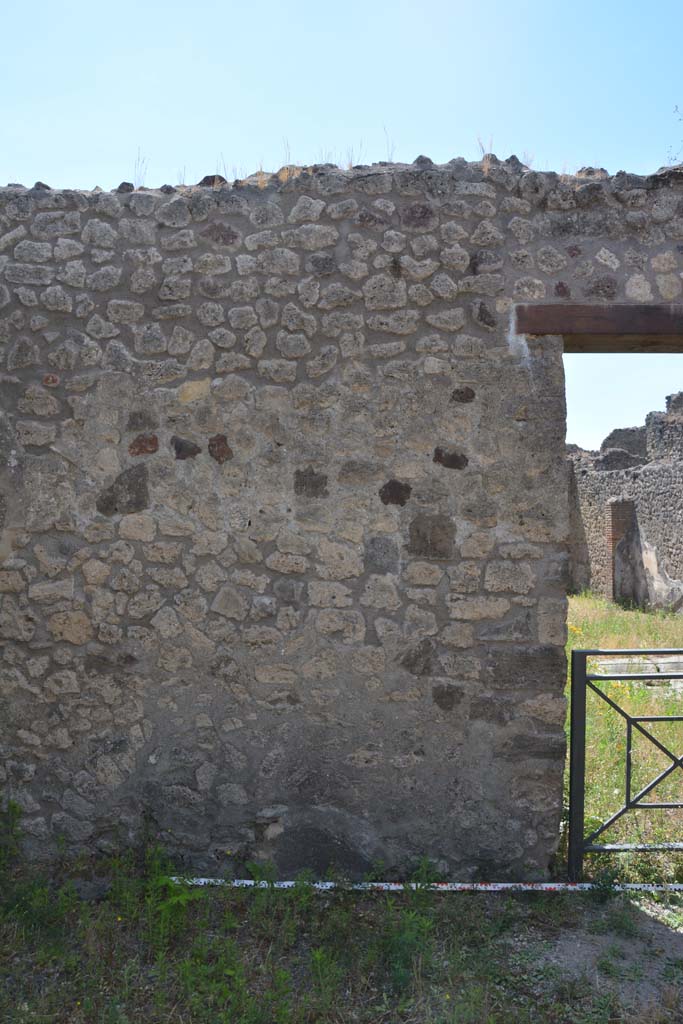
[499,731,566,760]
[433,447,468,470]
[483,645,566,693]
[208,434,234,464]
[306,253,337,276]
[432,683,464,712]
[469,250,503,274]
[379,479,412,506]
[365,536,400,574]
[273,579,305,605]
[128,433,159,457]
[576,181,606,207]
[96,465,149,516]
[127,409,158,431]
[583,275,617,300]
[471,299,497,330]
[451,386,475,404]
[171,436,202,460]
[116,181,135,193]
[294,466,329,497]
[201,222,240,246]
[356,208,386,227]
[401,638,435,676]
[401,201,438,229]
[198,173,228,186]
[407,513,454,559]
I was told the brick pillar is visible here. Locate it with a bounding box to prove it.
[606,497,636,601]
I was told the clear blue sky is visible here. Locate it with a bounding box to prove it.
[3,0,683,448]
[564,354,682,449]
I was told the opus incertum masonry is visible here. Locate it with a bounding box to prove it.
[3,156,683,878]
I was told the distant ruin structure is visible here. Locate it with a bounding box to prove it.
[568,392,683,609]
[3,156,683,878]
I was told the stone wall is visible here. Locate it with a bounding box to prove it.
[569,394,683,600]
[3,156,683,878]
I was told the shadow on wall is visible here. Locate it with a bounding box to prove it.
[615,519,683,612]
[567,460,591,593]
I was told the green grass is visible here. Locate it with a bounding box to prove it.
[1,843,678,1024]
[567,593,683,883]
[567,592,683,651]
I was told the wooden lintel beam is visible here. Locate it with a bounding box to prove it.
[515,303,683,337]
[563,334,683,354]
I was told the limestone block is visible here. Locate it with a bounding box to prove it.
[308,582,353,607]
[425,308,465,332]
[0,571,25,593]
[316,608,366,643]
[47,611,94,644]
[16,420,56,447]
[211,585,249,620]
[360,574,401,610]
[119,514,156,542]
[484,560,535,594]
[81,559,110,585]
[537,598,567,645]
[317,539,364,580]
[82,219,118,247]
[449,596,510,620]
[625,273,653,301]
[28,579,74,603]
[107,299,144,323]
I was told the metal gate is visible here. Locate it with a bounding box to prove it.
[568,648,683,881]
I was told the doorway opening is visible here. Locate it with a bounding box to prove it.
[517,302,683,879]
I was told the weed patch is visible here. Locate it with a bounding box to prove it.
[1,843,682,1021]
[567,593,683,883]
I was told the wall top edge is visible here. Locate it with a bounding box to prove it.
[3,157,683,202]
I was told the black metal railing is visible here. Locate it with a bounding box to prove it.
[568,648,683,881]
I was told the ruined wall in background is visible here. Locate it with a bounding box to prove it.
[3,156,683,878]
[569,394,683,600]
